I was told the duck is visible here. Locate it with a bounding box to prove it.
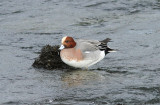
[59,36,115,68]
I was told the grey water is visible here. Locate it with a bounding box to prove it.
[0,0,160,104]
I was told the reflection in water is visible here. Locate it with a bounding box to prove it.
[61,70,104,87]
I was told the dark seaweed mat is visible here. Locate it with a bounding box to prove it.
[32,45,74,70]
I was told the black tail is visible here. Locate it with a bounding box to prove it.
[99,38,116,55]
[105,47,116,55]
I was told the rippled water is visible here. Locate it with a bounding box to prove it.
[0,0,160,104]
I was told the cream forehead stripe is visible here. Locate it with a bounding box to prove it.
[61,36,67,43]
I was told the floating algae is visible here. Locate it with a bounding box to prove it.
[32,45,73,70]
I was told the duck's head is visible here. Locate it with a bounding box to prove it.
[59,36,76,50]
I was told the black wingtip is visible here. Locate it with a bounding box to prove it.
[99,38,116,55]
[100,38,112,44]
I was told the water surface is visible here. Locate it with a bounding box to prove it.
[0,0,160,104]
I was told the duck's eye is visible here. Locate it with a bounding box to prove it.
[65,40,69,43]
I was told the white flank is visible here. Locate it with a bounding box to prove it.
[84,51,90,53]
[108,50,117,53]
[61,51,105,68]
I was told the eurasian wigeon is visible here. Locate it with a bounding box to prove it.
[59,36,115,68]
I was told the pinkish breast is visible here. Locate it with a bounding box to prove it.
[60,48,83,62]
